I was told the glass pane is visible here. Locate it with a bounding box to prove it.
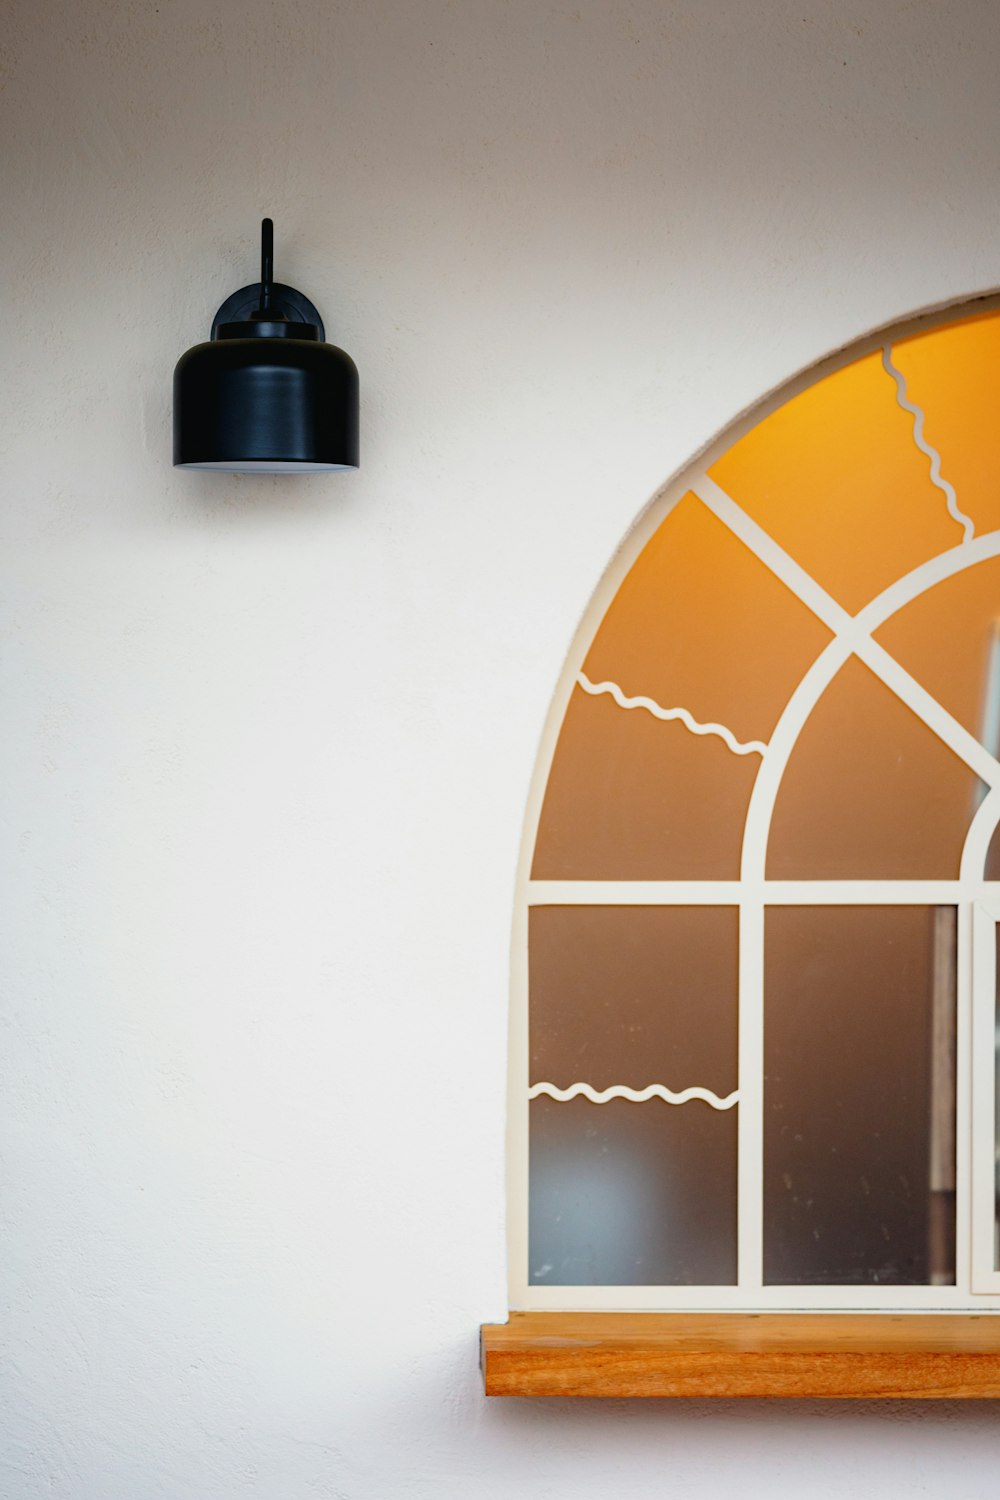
[529,906,737,1093]
[709,347,966,613]
[531,686,758,879]
[528,907,738,1287]
[529,1096,737,1286]
[995,924,1000,1274]
[764,906,956,1286]
[767,657,983,879]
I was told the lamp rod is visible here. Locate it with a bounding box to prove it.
[259,217,273,314]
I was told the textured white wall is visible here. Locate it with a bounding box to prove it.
[4,1,1000,1495]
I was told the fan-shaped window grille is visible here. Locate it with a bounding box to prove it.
[511,301,1000,1310]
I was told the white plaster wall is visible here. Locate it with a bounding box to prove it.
[3,1,1000,1494]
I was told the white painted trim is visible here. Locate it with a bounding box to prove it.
[528,880,978,905]
[508,293,1000,1314]
[738,895,764,1289]
[515,1284,1000,1312]
[956,900,973,1296]
[959,805,999,1299]
[741,639,854,881]
[962,787,1000,883]
[528,881,744,904]
[881,344,975,542]
[528,1082,738,1109]
[576,671,767,756]
[693,474,854,638]
[506,891,530,1307]
[971,900,1000,1293]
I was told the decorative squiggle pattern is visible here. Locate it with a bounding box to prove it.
[529,1081,739,1110]
[881,345,974,542]
[577,672,767,757]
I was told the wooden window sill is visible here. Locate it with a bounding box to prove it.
[480,1312,1000,1398]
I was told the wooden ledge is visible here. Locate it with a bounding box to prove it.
[480,1312,1000,1398]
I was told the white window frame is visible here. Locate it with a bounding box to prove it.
[508,302,1000,1314]
[972,898,1000,1294]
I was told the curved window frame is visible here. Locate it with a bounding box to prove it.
[508,292,1000,1313]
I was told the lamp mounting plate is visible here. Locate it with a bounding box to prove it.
[211,283,326,341]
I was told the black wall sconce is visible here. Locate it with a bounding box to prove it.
[174,219,359,473]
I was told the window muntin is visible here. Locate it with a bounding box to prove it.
[580,493,831,747]
[766,658,984,880]
[876,556,1000,753]
[971,901,1000,1293]
[513,299,1000,1312]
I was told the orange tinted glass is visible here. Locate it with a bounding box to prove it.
[584,493,830,745]
[876,555,1000,753]
[532,686,759,879]
[526,304,1000,1296]
[530,1096,737,1286]
[710,350,966,613]
[767,657,982,879]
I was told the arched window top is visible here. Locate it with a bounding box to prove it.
[513,297,1000,1311]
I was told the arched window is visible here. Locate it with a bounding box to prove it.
[510,300,1000,1310]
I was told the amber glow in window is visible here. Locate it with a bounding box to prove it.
[514,300,1000,1312]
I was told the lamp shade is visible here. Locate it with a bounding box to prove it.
[174,219,359,473]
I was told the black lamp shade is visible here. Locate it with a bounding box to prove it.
[174,335,359,472]
[173,220,359,473]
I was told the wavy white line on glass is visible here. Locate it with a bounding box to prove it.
[881,345,974,542]
[576,672,767,757]
[529,1081,740,1110]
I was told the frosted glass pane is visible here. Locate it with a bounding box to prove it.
[528,907,738,1287]
[529,1096,737,1286]
[529,906,737,1094]
[995,925,1000,1274]
[764,906,956,1286]
[768,658,982,879]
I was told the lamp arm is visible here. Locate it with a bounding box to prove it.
[259,217,274,315]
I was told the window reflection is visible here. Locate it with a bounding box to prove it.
[764,906,956,1286]
[529,1097,737,1286]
